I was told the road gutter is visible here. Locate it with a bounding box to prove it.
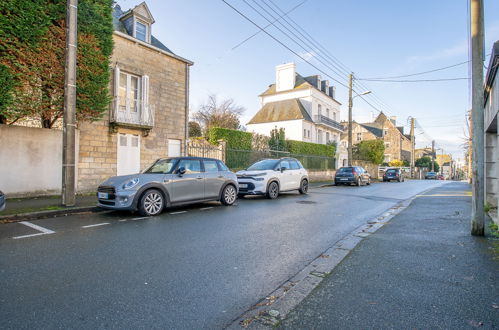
[226,185,441,329]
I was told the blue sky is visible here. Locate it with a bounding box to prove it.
[117,0,499,162]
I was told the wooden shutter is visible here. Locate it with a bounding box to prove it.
[113,65,120,114]
[141,75,149,122]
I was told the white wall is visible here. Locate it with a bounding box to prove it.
[0,125,79,196]
[247,120,304,142]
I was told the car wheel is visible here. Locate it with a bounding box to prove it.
[397,178,401,182]
[138,189,164,216]
[299,179,308,194]
[366,178,371,185]
[356,177,362,186]
[221,184,237,206]
[266,181,279,199]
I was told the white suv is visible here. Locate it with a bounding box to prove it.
[236,158,309,199]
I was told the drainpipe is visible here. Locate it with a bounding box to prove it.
[184,63,190,156]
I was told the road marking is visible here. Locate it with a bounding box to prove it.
[130,217,149,221]
[200,207,213,211]
[118,219,127,222]
[19,221,55,234]
[12,233,47,240]
[82,222,110,228]
[169,211,187,215]
[12,221,56,239]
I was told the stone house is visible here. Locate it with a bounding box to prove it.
[77,2,193,192]
[484,40,499,216]
[340,112,412,165]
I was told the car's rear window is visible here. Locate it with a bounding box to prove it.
[338,167,353,173]
[386,169,397,173]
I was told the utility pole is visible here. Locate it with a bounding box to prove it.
[62,0,78,206]
[470,0,485,236]
[410,118,415,178]
[431,140,435,172]
[347,73,353,166]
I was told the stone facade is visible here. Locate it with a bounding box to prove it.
[77,32,191,192]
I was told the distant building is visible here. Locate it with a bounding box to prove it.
[484,40,499,219]
[340,112,412,165]
[246,63,344,165]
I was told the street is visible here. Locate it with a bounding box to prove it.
[1,180,444,329]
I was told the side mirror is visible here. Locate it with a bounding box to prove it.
[280,167,286,173]
[177,167,186,176]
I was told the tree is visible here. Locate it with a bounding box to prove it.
[269,127,287,151]
[389,159,404,167]
[415,156,439,172]
[0,0,113,127]
[354,140,385,164]
[188,121,202,137]
[192,94,245,133]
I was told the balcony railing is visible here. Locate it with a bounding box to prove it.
[110,97,154,128]
[314,115,344,131]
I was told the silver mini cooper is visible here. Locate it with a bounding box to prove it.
[97,157,238,216]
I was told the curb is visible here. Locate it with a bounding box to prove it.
[0,206,105,223]
[225,185,440,329]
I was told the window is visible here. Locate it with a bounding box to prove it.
[303,129,307,138]
[384,129,388,136]
[318,104,322,116]
[119,72,141,113]
[279,160,290,170]
[290,160,300,170]
[217,161,229,171]
[177,159,201,174]
[326,108,330,118]
[308,130,311,138]
[144,158,177,174]
[356,133,362,142]
[333,112,337,121]
[135,21,147,42]
[326,132,330,143]
[203,160,219,172]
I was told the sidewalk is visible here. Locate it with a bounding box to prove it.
[279,182,499,329]
[0,194,99,222]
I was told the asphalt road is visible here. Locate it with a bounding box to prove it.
[0,180,444,329]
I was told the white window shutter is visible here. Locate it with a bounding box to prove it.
[141,75,149,122]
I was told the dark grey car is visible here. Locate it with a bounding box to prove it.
[97,157,238,216]
[334,166,371,186]
[0,190,5,212]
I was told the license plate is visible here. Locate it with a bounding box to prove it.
[239,184,248,188]
[98,192,109,199]
[340,178,348,181]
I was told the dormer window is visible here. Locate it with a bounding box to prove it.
[135,21,147,42]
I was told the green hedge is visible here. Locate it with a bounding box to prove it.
[208,127,252,150]
[353,139,384,164]
[286,140,335,157]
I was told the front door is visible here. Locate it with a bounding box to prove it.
[170,159,205,203]
[117,133,140,176]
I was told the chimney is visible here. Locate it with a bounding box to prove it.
[321,80,330,95]
[275,63,296,92]
[390,116,397,125]
[329,86,336,99]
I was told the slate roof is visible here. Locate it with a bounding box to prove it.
[359,123,383,138]
[112,4,173,54]
[247,99,313,125]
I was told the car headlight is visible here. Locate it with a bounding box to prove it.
[122,178,140,190]
[254,177,265,181]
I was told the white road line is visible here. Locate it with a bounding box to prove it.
[12,233,47,240]
[81,222,110,228]
[19,221,55,234]
[200,207,213,211]
[130,217,149,221]
[169,211,187,215]
[118,219,127,222]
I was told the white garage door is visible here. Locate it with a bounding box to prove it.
[168,139,181,157]
[117,133,140,176]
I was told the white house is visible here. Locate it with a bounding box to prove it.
[247,63,343,147]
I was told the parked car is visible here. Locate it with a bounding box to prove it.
[0,190,5,212]
[437,174,445,180]
[334,166,371,186]
[425,172,438,180]
[236,158,309,199]
[383,168,405,182]
[97,157,238,216]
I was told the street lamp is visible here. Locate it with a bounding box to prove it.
[347,73,371,166]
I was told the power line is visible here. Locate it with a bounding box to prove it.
[231,0,309,51]
[358,77,469,83]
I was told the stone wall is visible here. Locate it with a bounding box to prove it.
[77,34,188,192]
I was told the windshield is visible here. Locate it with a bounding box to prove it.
[144,158,177,174]
[247,159,280,171]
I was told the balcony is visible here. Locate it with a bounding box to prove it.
[314,115,344,132]
[110,97,155,129]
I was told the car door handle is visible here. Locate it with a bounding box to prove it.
[196,176,203,180]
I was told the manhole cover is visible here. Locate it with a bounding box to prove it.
[296,200,317,204]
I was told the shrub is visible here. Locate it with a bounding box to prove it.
[208,127,252,150]
[389,159,404,167]
[354,140,384,164]
[286,140,336,157]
